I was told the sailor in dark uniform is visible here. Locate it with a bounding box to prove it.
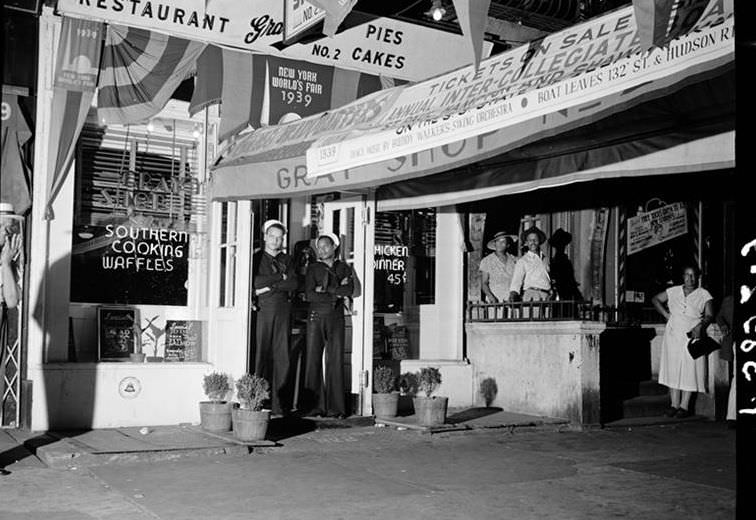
[302,232,354,418]
[252,219,297,416]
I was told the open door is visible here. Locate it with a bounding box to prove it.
[322,195,375,416]
[207,200,253,380]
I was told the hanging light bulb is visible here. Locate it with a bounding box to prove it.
[192,123,202,139]
[430,0,446,21]
[146,120,155,133]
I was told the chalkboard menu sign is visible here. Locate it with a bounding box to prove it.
[164,320,202,362]
[386,325,409,360]
[98,306,139,361]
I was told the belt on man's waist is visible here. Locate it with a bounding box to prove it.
[525,287,550,293]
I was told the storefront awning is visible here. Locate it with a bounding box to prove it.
[377,68,735,209]
[210,1,734,201]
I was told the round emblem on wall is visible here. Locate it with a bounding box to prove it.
[118,377,142,399]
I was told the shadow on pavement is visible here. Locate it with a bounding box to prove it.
[447,407,504,424]
[266,415,374,442]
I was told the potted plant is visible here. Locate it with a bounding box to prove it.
[129,319,145,362]
[412,367,448,427]
[372,365,399,418]
[397,371,419,416]
[480,377,498,408]
[141,315,164,362]
[232,373,271,441]
[199,371,232,432]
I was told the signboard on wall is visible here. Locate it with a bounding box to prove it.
[283,0,325,44]
[98,306,139,361]
[627,202,688,255]
[71,221,190,305]
[164,320,202,362]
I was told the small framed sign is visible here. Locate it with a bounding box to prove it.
[164,320,202,362]
[97,306,139,361]
[283,0,326,45]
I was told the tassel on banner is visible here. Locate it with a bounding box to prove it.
[452,0,491,70]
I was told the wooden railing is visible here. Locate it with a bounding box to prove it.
[467,301,661,325]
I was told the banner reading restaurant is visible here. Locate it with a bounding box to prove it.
[217,0,732,171]
[57,0,491,82]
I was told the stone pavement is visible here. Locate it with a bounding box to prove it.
[0,411,742,520]
[0,408,568,469]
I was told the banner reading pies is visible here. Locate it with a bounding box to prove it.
[57,0,491,82]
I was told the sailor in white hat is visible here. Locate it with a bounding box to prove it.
[252,218,297,416]
[301,232,353,418]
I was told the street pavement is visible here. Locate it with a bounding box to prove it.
[0,419,740,520]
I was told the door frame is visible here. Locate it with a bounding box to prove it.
[322,194,375,416]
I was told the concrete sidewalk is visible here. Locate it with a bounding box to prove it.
[1,407,711,471]
[0,408,569,470]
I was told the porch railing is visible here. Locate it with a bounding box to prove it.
[467,301,661,326]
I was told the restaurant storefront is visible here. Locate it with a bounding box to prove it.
[18,1,734,430]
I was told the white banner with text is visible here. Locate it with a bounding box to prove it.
[58,0,491,81]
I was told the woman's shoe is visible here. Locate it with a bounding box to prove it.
[675,408,692,418]
[664,407,679,418]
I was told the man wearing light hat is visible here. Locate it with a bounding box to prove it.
[479,231,518,303]
[252,219,298,416]
[302,232,354,418]
[509,225,552,302]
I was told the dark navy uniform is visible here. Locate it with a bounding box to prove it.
[302,259,354,417]
[252,249,297,415]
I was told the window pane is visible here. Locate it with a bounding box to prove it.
[219,247,227,307]
[227,245,236,306]
[220,202,228,244]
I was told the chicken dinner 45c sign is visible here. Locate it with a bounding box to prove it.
[627,202,688,255]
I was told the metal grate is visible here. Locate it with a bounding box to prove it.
[467,301,661,325]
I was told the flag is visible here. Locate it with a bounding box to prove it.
[632,0,713,49]
[308,0,358,37]
[1,93,32,215]
[97,24,206,125]
[189,46,396,142]
[453,0,492,70]
[45,17,103,220]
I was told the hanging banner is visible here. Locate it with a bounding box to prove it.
[54,16,102,91]
[57,0,491,81]
[217,0,730,174]
[305,4,733,176]
[627,202,688,255]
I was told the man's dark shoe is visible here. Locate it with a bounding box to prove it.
[675,408,692,418]
[664,407,678,417]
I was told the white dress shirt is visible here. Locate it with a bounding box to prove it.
[509,251,551,294]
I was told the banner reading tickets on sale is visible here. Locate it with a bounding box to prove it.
[218,0,731,172]
[57,0,490,82]
[305,1,733,176]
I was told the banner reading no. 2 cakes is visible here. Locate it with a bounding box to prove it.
[57,0,490,81]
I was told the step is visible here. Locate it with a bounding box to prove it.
[638,380,668,396]
[622,394,670,419]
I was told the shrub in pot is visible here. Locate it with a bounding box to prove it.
[413,367,448,427]
[480,377,498,407]
[199,371,232,432]
[372,365,399,419]
[232,373,271,442]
